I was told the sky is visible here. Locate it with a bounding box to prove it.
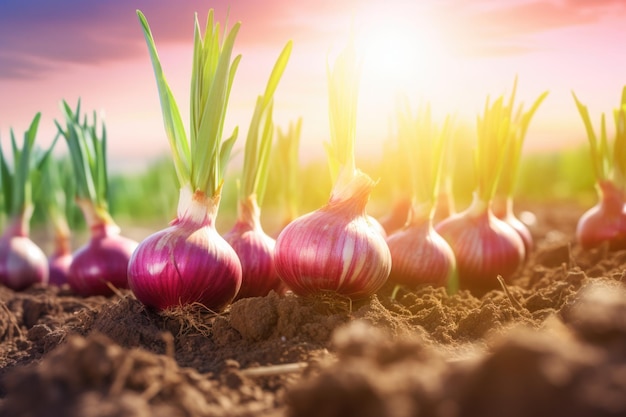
[1,0,626,173]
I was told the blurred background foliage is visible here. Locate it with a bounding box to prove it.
[17,121,596,250]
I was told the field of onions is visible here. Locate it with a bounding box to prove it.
[2,8,626,417]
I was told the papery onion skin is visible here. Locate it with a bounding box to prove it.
[48,253,72,287]
[68,225,138,296]
[492,196,534,258]
[129,223,242,311]
[576,181,626,250]
[435,197,525,295]
[274,175,391,299]
[223,198,283,300]
[0,235,49,291]
[378,197,411,236]
[367,215,388,238]
[48,235,72,286]
[386,220,456,289]
[128,188,242,311]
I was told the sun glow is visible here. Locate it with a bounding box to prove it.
[354,9,447,97]
[347,6,452,154]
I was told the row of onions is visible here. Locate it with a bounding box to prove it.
[3,8,625,308]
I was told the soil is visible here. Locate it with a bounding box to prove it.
[1,200,626,417]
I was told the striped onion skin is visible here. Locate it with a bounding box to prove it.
[492,196,533,259]
[274,174,391,299]
[0,215,49,291]
[127,187,242,311]
[435,195,524,295]
[386,220,456,289]
[0,236,48,291]
[576,180,626,251]
[223,197,283,300]
[48,253,72,287]
[68,225,137,296]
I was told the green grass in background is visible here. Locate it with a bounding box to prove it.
[99,142,596,240]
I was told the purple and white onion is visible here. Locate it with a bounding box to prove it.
[576,180,626,251]
[128,187,242,311]
[223,196,283,300]
[275,172,391,299]
[386,206,456,289]
[68,222,137,296]
[48,235,72,286]
[492,196,534,258]
[0,215,48,291]
[435,193,525,295]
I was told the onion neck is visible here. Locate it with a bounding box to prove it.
[597,180,625,215]
[466,192,490,219]
[1,205,34,238]
[327,167,375,217]
[76,198,120,239]
[237,194,262,231]
[407,201,434,228]
[52,234,72,257]
[492,194,513,219]
[172,183,220,229]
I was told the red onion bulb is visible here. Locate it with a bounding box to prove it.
[68,224,138,296]
[223,196,283,300]
[128,187,242,311]
[0,216,48,291]
[492,196,533,258]
[576,180,626,250]
[386,215,456,289]
[49,253,72,287]
[435,193,525,295]
[48,236,72,286]
[275,173,391,299]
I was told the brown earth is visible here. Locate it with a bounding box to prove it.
[1,200,626,417]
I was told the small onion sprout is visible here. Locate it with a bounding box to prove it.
[273,117,303,231]
[385,100,457,292]
[572,86,626,250]
[223,41,293,300]
[435,87,527,295]
[56,100,138,296]
[0,113,51,290]
[492,77,548,257]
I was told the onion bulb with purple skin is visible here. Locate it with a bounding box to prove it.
[492,77,548,259]
[0,113,51,290]
[386,214,456,289]
[275,171,391,298]
[223,42,291,299]
[576,181,626,250]
[56,101,138,296]
[48,236,72,287]
[68,221,138,296]
[0,215,48,291]
[129,188,241,310]
[492,196,534,257]
[385,103,456,291]
[436,194,524,294]
[435,90,529,295]
[128,10,244,311]
[275,37,390,299]
[223,196,281,299]
[572,87,626,251]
